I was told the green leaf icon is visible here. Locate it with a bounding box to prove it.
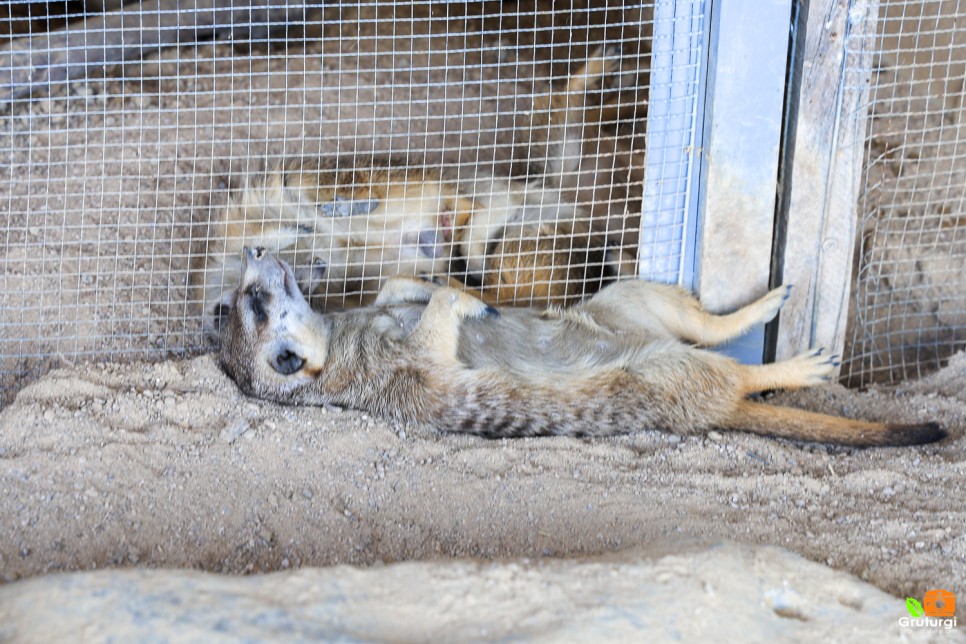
[906,597,925,617]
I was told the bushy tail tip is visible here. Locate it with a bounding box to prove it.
[722,401,949,448]
[881,421,948,447]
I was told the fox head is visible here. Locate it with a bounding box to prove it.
[195,171,466,341]
[218,246,331,404]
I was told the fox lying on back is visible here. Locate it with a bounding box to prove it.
[218,247,947,447]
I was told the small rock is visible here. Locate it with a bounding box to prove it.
[220,418,250,444]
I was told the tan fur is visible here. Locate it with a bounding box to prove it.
[217,249,947,448]
[191,47,643,339]
[479,219,636,306]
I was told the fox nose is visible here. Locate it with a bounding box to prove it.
[273,348,306,375]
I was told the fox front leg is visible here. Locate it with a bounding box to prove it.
[376,274,496,309]
[407,287,499,365]
[374,275,445,306]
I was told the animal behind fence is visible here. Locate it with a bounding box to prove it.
[190,47,647,342]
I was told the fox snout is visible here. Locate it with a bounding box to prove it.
[242,245,270,267]
[273,346,306,375]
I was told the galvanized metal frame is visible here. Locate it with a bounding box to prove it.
[639,0,708,288]
[696,0,795,364]
[642,0,795,364]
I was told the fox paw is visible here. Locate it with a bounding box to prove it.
[784,348,839,387]
[294,257,328,293]
[748,284,793,326]
[438,288,497,320]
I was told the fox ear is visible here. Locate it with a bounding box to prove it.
[203,288,238,347]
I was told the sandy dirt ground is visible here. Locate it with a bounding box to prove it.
[2,542,957,642]
[1,351,963,602]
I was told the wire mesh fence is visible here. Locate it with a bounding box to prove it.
[842,0,966,386]
[1,1,708,405]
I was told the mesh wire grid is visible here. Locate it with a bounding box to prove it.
[842,0,966,386]
[0,1,710,405]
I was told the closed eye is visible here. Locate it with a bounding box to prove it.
[245,284,268,324]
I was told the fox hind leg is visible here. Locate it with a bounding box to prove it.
[737,348,839,395]
[581,281,792,347]
[681,284,793,346]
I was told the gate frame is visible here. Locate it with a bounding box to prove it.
[773,0,879,371]
[642,0,797,364]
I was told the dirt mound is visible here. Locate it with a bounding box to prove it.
[3,542,954,642]
[1,353,963,600]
